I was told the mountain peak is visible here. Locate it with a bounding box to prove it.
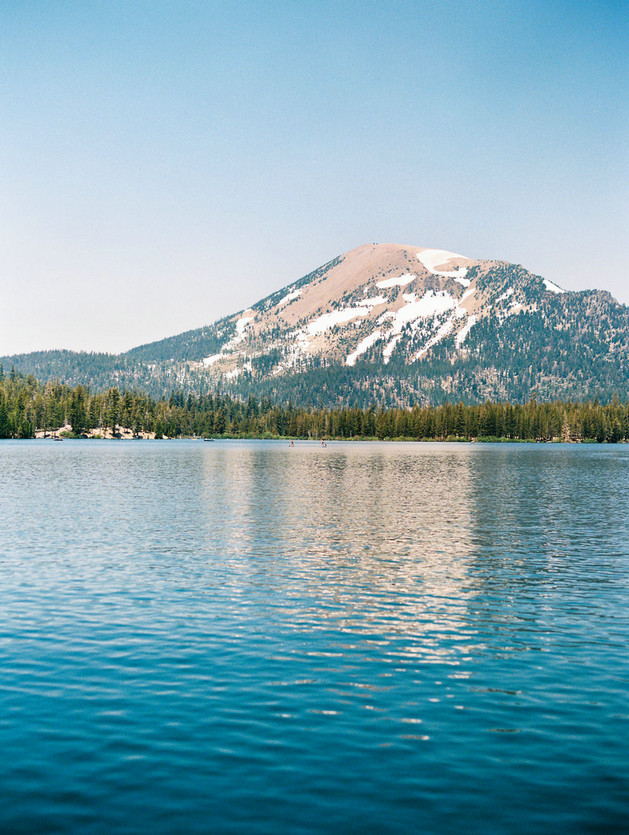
[3,243,628,406]
[199,243,493,376]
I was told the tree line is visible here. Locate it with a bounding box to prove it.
[0,367,628,442]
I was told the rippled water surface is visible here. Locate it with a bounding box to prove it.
[1,439,628,833]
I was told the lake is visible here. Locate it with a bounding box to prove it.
[0,439,628,833]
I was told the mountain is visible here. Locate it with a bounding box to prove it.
[4,243,629,406]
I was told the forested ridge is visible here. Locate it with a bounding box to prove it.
[1,367,628,443]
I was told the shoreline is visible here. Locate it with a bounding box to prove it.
[26,432,616,445]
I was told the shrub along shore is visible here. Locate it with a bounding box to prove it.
[0,370,628,443]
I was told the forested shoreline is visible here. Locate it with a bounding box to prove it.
[1,368,629,443]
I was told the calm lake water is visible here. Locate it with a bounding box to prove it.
[0,439,628,833]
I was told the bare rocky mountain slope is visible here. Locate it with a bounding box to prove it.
[4,243,629,406]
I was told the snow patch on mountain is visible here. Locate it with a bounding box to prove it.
[383,335,402,362]
[415,317,457,360]
[496,287,514,303]
[544,278,565,294]
[307,306,371,336]
[202,314,253,366]
[278,289,301,306]
[376,273,416,289]
[202,354,222,367]
[306,293,389,338]
[377,290,459,364]
[234,316,254,337]
[455,315,477,348]
[417,249,470,285]
[391,290,457,331]
[346,331,382,366]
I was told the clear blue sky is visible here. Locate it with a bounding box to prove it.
[1,0,627,354]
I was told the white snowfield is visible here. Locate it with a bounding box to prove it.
[306,296,387,337]
[307,306,372,336]
[376,290,460,364]
[376,273,416,289]
[346,330,383,366]
[390,290,457,333]
[543,278,565,294]
[455,315,478,348]
[341,287,478,366]
[202,315,253,365]
[235,316,254,335]
[414,318,457,360]
[416,249,470,286]
[278,288,301,306]
[496,287,514,303]
[383,334,402,361]
[202,354,222,367]
[381,287,481,363]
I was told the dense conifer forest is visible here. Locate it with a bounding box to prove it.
[1,366,628,443]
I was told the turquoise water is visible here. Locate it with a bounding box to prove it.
[0,439,628,833]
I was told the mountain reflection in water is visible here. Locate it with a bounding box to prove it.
[201,443,479,665]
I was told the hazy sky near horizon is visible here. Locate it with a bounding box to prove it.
[1,0,627,355]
